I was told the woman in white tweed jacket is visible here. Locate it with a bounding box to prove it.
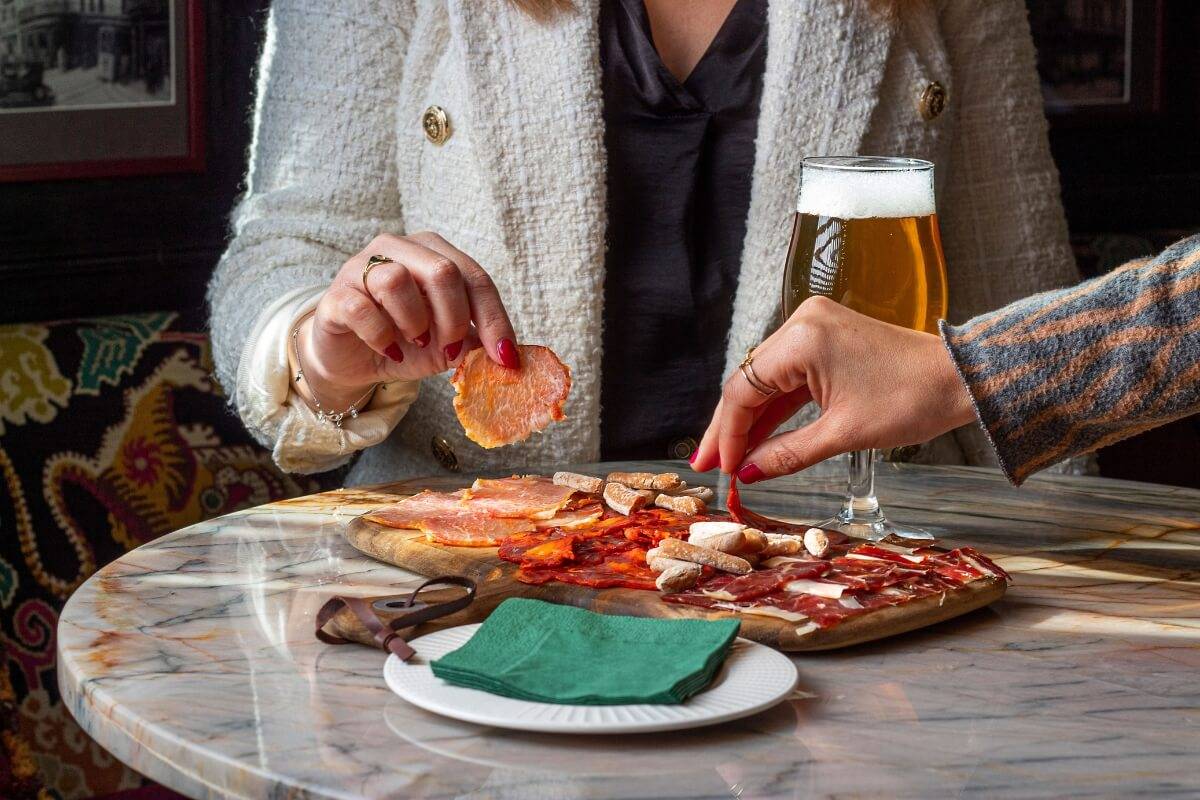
[209,0,1080,484]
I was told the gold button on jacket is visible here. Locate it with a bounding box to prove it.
[431,435,459,472]
[918,81,947,121]
[422,105,450,145]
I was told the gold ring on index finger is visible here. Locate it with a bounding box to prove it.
[739,346,779,399]
[362,254,394,294]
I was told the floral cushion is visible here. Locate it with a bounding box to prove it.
[0,313,333,799]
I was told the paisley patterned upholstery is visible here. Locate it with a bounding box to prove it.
[0,313,337,799]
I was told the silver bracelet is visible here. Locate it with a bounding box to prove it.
[291,316,381,428]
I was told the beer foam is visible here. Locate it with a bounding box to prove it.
[798,165,935,219]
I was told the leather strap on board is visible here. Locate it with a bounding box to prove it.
[315,576,476,660]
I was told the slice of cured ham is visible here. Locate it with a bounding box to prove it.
[699,561,831,602]
[534,501,604,530]
[726,479,849,547]
[725,478,810,533]
[450,345,571,448]
[463,476,576,520]
[363,490,536,546]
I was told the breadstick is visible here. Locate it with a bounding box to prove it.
[687,529,746,554]
[606,471,684,492]
[647,553,700,573]
[760,537,803,558]
[689,521,745,538]
[804,527,831,558]
[676,484,710,503]
[654,493,706,515]
[553,471,604,494]
[656,563,702,593]
[658,537,752,575]
[603,482,647,516]
[741,528,768,553]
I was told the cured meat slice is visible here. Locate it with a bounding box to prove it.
[420,515,535,547]
[534,501,604,530]
[697,561,831,602]
[726,479,849,547]
[450,345,572,448]
[776,592,860,628]
[518,535,577,566]
[463,476,576,520]
[725,478,811,533]
[849,544,927,564]
[955,547,1012,580]
[363,490,535,547]
[517,549,658,591]
[365,489,466,520]
[621,508,705,546]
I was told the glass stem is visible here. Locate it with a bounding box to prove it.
[839,449,886,527]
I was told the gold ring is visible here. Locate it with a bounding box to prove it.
[739,347,778,398]
[362,254,394,294]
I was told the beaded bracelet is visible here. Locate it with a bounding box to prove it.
[291,315,381,428]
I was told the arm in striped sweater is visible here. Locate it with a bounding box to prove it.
[940,234,1200,485]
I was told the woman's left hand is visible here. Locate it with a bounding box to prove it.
[690,296,978,482]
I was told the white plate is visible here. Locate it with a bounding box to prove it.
[383,623,798,734]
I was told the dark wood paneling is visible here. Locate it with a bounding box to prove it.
[0,0,271,324]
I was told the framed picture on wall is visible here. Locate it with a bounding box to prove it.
[0,0,203,181]
[1028,0,1164,119]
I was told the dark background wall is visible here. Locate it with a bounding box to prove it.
[0,0,1197,486]
[0,0,272,321]
[1035,1,1200,485]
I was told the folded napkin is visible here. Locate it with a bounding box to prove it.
[430,598,739,705]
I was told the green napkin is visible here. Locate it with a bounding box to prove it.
[430,598,739,705]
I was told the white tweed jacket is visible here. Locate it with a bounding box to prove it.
[208,0,1082,484]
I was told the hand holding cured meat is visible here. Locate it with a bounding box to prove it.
[294,231,521,413]
[451,345,571,448]
[691,297,977,482]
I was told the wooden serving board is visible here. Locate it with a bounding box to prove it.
[343,516,1006,652]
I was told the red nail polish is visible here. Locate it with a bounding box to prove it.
[497,338,521,369]
[444,340,463,361]
[413,330,431,348]
[736,463,765,484]
[688,448,700,465]
[385,343,405,364]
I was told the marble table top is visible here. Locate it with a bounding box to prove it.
[58,461,1200,799]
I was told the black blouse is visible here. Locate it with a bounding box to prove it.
[598,0,768,461]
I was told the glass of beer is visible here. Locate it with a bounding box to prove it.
[782,156,948,541]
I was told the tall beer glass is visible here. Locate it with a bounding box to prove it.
[783,156,948,541]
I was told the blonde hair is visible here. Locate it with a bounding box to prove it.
[509,0,573,20]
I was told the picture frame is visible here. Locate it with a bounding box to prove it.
[0,0,204,181]
[1028,0,1165,121]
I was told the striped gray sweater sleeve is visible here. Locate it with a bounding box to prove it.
[940,233,1200,485]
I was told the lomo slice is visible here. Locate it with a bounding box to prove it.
[463,476,576,520]
[363,490,534,547]
[451,345,571,448]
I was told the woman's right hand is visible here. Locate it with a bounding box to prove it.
[292,232,520,411]
[690,296,978,481]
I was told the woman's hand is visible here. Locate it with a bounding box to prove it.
[690,296,978,482]
[293,232,519,411]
